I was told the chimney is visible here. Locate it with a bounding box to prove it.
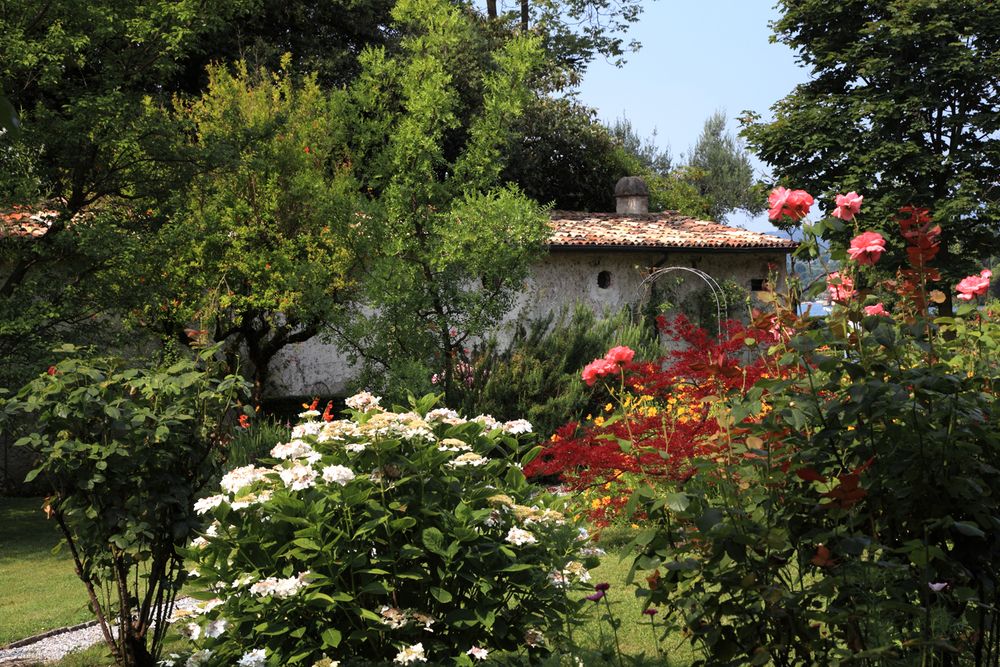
[614,176,649,214]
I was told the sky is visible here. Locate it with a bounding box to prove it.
[574,0,811,234]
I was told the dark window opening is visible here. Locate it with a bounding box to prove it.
[597,271,612,289]
[750,278,766,291]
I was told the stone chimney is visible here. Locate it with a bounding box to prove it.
[614,176,649,215]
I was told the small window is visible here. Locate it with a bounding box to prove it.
[597,271,612,289]
[750,278,766,291]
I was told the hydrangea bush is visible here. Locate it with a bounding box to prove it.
[176,393,595,666]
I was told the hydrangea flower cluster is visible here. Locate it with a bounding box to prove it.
[180,393,594,666]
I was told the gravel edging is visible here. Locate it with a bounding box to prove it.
[1,620,100,651]
[0,598,195,666]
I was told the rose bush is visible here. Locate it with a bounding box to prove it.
[625,191,1000,665]
[176,393,596,666]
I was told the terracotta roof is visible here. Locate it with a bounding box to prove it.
[548,211,797,251]
[0,207,58,239]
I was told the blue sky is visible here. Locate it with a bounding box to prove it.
[574,1,811,233]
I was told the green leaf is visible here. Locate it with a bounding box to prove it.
[665,492,690,512]
[430,586,453,603]
[321,628,342,648]
[422,527,445,555]
[954,521,985,538]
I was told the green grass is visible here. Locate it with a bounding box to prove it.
[0,497,94,646]
[571,551,696,666]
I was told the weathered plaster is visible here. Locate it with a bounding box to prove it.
[266,249,788,398]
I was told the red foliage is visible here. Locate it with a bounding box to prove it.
[526,315,784,520]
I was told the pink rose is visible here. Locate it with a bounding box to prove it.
[864,303,890,317]
[767,187,813,222]
[832,192,864,221]
[604,345,635,365]
[767,187,791,221]
[847,231,886,265]
[785,189,814,221]
[581,358,617,386]
[826,271,855,303]
[956,269,992,301]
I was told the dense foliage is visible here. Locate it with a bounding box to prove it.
[454,306,662,438]
[5,348,248,667]
[180,394,596,666]
[742,0,1000,281]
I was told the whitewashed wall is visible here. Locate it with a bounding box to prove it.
[265,249,788,398]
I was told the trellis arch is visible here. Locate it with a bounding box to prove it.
[633,266,728,339]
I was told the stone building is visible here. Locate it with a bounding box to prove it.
[267,177,796,397]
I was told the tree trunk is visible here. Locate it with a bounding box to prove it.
[520,0,528,31]
[487,0,497,19]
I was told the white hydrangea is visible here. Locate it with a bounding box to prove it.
[291,421,324,439]
[193,495,225,515]
[425,408,466,425]
[322,465,356,486]
[345,442,368,453]
[278,463,317,491]
[271,440,320,463]
[472,414,501,431]
[467,646,489,661]
[203,618,228,639]
[237,648,267,667]
[220,465,270,494]
[230,489,272,511]
[394,643,428,664]
[250,572,310,598]
[448,452,488,468]
[437,438,472,452]
[501,419,532,434]
[185,649,213,667]
[317,420,362,442]
[345,391,383,412]
[505,527,537,546]
[299,409,321,419]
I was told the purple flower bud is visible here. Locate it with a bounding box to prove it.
[594,582,611,591]
[585,591,606,602]
[642,608,658,616]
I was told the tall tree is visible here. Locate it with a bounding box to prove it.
[332,0,551,403]
[686,111,764,221]
[153,62,358,404]
[741,0,1000,278]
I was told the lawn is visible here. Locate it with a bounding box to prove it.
[0,496,93,646]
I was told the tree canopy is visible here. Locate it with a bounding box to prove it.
[742,0,1000,277]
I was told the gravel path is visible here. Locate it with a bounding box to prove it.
[0,598,195,666]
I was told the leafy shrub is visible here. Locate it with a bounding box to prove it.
[180,393,596,666]
[454,305,661,438]
[5,346,247,667]
[225,416,291,470]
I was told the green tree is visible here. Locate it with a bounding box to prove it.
[154,61,358,405]
[687,111,764,221]
[741,0,1000,279]
[332,0,551,404]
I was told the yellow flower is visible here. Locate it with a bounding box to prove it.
[593,416,605,427]
[605,403,614,412]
